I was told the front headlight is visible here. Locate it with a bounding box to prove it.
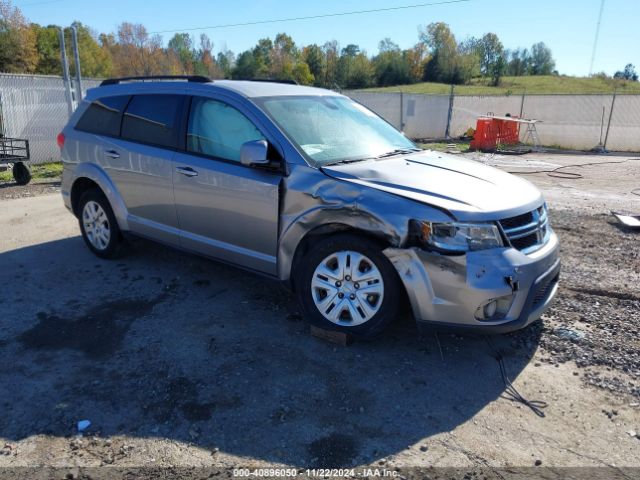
[413,221,503,253]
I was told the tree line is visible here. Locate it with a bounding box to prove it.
[1,0,560,88]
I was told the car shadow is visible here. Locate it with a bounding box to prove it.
[0,236,541,467]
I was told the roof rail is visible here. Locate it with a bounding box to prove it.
[238,78,299,85]
[100,75,212,86]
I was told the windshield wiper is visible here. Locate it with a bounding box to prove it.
[322,157,372,166]
[374,148,422,159]
[322,148,422,167]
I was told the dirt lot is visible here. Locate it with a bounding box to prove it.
[0,152,639,478]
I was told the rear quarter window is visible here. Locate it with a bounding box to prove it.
[121,94,183,148]
[75,95,130,136]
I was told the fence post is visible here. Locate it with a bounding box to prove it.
[400,90,404,132]
[71,26,83,102]
[519,91,526,118]
[58,28,74,118]
[445,84,454,139]
[603,90,617,151]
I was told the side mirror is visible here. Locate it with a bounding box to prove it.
[240,139,270,167]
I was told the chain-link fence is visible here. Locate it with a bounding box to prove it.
[0,73,101,164]
[348,90,640,152]
[2,74,639,163]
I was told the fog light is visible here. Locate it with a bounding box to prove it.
[483,300,497,318]
[475,295,515,321]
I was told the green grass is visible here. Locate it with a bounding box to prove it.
[360,75,640,95]
[418,141,471,152]
[0,161,63,183]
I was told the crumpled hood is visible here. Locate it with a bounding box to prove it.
[321,150,544,220]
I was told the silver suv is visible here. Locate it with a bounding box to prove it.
[60,76,560,338]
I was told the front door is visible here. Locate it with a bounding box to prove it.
[172,96,281,274]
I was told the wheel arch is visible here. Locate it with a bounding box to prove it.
[285,222,407,300]
[68,163,129,231]
[70,177,101,216]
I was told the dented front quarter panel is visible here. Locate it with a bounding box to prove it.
[277,163,452,283]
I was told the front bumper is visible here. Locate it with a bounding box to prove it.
[384,231,560,334]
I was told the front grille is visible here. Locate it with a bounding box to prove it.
[532,272,559,307]
[499,205,549,254]
[500,211,533,230]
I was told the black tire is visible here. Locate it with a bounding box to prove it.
[295,234,402,339]
[12,162,31,185]
[77,188,125,259]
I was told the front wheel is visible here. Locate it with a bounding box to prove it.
[295,234,402,339]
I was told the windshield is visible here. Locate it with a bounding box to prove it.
[257,96,418,166]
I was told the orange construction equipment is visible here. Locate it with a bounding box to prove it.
[470,115,521,151]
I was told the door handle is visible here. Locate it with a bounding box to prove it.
[176,166,198,177]
[104,149,120,159]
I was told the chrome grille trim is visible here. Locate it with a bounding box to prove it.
[499,205,550,254]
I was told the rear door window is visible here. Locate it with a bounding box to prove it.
[75,95,130,136]
[121,94,183,148]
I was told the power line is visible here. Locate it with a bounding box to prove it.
[148,0,472,35]
[589,0,605,75]
[15,0,65,7]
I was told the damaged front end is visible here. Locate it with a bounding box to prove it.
[384,231,560,333]
[276,160,560,334]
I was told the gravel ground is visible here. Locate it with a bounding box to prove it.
[510,211,640,398]
[0,152,639,477]
[0,180,60,200]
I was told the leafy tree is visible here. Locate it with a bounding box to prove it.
[342,52,374,88]
[233,50,258,79]
[0,0,38,73]
[31,24,59,74]
[216,48,234,78]
[110,22,166,76]
[477,33,503,77]
[454,50,480,84]
[322,40,339,88]
[65,22,112,77]
[614,64,638,81]
[529,42,555,75]
[194,34,223,78]
[168,32,195,74]
[301,44,325,86]
[489,53,507,86]
[505,48,530,76]
[337,43,361,86]
[373,38,411,86]
[252,37,273,77]
[404,43,429,83]
[270,32,297,80]
[291,61,314,85]
[420,22,459,83]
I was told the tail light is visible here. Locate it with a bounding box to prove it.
[56,132,65,149]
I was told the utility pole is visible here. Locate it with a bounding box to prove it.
[58,28,74,118]
[589,0,606,76]
[71,25,83,103]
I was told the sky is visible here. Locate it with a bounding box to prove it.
[15,0,640,77]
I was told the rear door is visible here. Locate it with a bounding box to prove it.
[172,95,282,274]
[102,94,186,246]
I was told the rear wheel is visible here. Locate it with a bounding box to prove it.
[296,234,401,339]
[78,189,125,259]
[12,162,31,185]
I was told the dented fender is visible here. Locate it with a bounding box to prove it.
[277,164,452,282]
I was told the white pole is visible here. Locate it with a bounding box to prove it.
[71,26,83,102]
[59,28,74,117]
